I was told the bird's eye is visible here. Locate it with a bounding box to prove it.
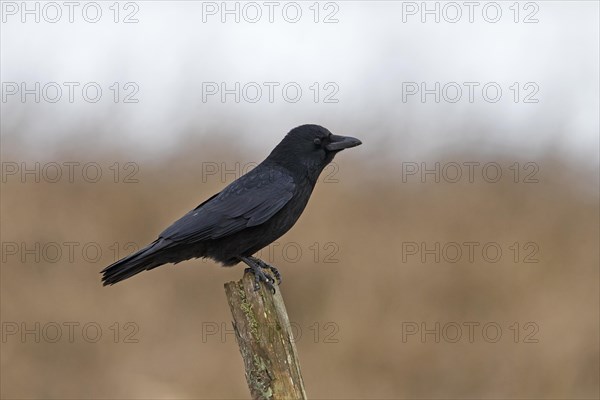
[313,138,322,146]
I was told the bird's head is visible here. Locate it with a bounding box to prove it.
[267,124,362,179]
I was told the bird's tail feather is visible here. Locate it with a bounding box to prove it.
[101,239,170,286]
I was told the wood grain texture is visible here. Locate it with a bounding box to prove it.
[224,272,307,400]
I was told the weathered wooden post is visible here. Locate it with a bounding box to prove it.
[224,272,307,400]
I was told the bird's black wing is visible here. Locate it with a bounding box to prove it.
[159,167,295,243]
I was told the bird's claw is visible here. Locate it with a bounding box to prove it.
[241,256,281,294]
[250,257,282,285]
[243,267,276,294]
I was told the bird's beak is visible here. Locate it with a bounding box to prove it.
[326,135,362,151]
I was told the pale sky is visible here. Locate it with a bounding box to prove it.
[1,1,599,164]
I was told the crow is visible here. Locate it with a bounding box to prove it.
[101,124,361,291]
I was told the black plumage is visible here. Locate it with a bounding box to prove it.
[101,124,361,290]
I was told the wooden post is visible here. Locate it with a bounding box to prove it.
[224,272,307,400]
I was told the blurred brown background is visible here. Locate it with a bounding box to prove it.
[1,134,598,399]
[2,1,599,398]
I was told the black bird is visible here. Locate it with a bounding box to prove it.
[101,124,361,290]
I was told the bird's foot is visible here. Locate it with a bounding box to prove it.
[241,257,277,294]
[249,256,282,285]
